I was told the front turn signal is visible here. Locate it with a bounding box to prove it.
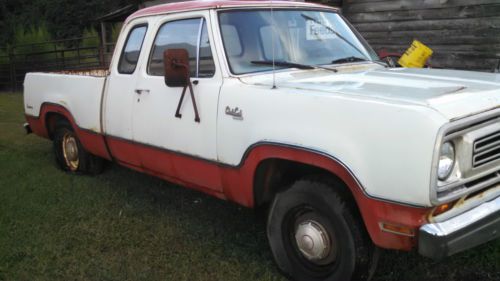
[379,222,416,237]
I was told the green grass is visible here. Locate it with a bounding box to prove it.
[0,92,499,281]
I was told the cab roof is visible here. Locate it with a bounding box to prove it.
[126,0,335,23]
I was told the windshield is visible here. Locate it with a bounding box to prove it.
[218,9,379,75]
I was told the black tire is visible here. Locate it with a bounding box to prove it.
[53,119,104,175]
[267,179,378,281]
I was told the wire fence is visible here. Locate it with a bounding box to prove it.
[0,47,12,90]
[0,38,115,91]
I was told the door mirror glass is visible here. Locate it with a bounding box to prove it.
[164,49,190,87]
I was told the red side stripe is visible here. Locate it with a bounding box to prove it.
[27,103,431,251]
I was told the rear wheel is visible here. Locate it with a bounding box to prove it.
[267,179,378,281]
[53,119,104,174]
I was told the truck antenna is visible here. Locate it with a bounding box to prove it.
[271,0,277,89]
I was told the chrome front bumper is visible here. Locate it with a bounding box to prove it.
[418,195,500,259]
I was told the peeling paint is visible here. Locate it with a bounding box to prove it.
[431,184,500,223]
[52,68,110,77]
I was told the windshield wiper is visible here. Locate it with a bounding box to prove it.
[332,57,389,67]
[252,60,313,69]
[251,60,338,72]
[331,56,367,64]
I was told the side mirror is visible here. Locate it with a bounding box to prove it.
[164,49,190,87]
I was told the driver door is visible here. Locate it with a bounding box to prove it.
[132,12,223,191]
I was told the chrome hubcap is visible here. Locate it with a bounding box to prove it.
[62,134,79,171]
[295,220,332,262]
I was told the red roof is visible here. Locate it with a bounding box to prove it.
[126,0,334,23]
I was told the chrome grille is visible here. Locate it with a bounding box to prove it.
[473,131,500,168]
[437,170,500,200]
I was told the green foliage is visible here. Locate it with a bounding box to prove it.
[44,0,100,43]
[79,28,102,65]
[0,0,49,47]
[12,24,53,53]
[43,0,139,44]
[0,0,141,47]
[112,23,123,43]
[0,48,8,64]
[81,28,100,48]
[9,24,62,63]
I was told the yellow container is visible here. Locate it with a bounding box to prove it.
[398,40,433,68]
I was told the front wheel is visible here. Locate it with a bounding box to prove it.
[267,179,378,281]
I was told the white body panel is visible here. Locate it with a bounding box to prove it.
[132,10,223,162]
[217,75,445,206]
[104,17,150,142]
[23,6,500,209]
[24,72,106,133]
[214,65,500,206]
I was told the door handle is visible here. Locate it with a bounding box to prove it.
[135,89,150,95]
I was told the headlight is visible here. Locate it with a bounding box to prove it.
[438,142,455,181]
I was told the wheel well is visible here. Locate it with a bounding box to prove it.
[45,112,68,139]
[253,158,354,210]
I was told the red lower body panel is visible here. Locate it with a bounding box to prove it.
[104,137,430,251]
[25,104,111,161]
[105,136,226,200]
[220,145,430,250]
[27,105,431,251]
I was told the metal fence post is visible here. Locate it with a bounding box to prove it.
[9,49,16,92]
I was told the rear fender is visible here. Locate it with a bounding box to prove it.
[26,103,111,160]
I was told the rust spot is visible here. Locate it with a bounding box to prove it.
[52,68,109,77]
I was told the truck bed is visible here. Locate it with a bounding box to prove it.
[24,71,108,134]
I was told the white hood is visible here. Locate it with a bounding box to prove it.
[240,64,500,121]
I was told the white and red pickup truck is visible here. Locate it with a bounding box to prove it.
[23,1,500,280]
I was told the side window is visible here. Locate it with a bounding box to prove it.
[148,18,215,78]
[118,25,148,74]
